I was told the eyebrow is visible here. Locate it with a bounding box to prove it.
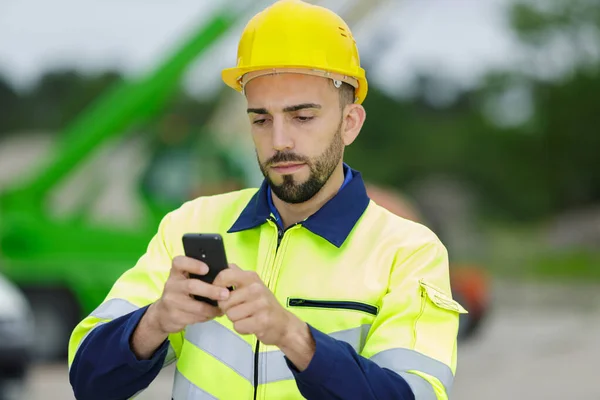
[247,103,322,114]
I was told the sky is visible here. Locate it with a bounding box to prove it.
[0,0,522,97]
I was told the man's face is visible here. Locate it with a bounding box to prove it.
[245,73,345,204]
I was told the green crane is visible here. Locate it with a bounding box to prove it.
[0,1,259,360]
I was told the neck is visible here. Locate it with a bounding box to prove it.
[272,163,345,229]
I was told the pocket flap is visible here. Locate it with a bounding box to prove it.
[419,280,468,314]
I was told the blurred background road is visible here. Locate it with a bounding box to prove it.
[1,0,600,399]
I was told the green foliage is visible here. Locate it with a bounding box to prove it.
[0,0,598,224]
[510,0,600,46]
[530,249,600,281]
[0,76,22,135]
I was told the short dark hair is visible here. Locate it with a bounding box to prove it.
[338,82,355,109]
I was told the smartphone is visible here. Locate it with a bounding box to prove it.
[182,233,230,306]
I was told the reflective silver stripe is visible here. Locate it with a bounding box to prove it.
[185,321,372,385]
[90,298,139,320]
[329,324,371,353]
[72,299,139,365]
[75,299,176,371]
[260,323,372,384]
[259,350,289,384]
[399,372,437,400]
[172,369,217,400]
[185,321,254,382]
[370,348,453,393]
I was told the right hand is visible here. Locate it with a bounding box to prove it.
[149,255,231,335]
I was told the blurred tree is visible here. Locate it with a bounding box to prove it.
[347,0,600,222]
[23,69,125,131]
[510,0,600,58]
[508,0,600,215]
[2,0,598,223]
[0,75,23,136]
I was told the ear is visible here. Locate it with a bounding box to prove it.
[341,104,366,146]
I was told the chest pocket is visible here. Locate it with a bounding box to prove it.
[286,297,379,354]
[287,297,379,316]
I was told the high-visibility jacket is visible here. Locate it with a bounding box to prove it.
[68,167,466,399]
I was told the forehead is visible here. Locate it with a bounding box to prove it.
[244,73,337,108]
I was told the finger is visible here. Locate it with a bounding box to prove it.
[169,308,218,327]
[214,268,258,289]
[158,307,199,328]
[193,303,223,321]
[218,285,256,312]
[184,278,230,302]
[172,255,208,277]
[224,300,258,323]
[228,263,242,271]
[232,317,257,336]
[169,291,224,316]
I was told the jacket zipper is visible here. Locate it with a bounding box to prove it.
[253,340,259,400]
[253,217,285,400]
[287,298,379,316]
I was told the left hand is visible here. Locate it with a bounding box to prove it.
[213,264,299,346]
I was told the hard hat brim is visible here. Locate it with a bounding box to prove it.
[222,65,368,105]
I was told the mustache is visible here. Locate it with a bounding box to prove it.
[266,152,309,167]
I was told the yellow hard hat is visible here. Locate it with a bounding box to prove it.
[222,0,368,104]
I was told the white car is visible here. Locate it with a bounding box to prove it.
[0,273,34,400]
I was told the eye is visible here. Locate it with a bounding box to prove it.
[253,118,269,126]
[295,116,314,123]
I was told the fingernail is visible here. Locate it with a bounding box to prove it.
[220,289,230,300]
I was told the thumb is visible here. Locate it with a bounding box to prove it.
[228,263,242,271]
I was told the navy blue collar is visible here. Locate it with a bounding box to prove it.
[228,164,370,247]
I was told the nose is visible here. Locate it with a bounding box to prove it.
[271,117,293,152]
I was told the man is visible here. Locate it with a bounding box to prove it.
[68,1,466,399]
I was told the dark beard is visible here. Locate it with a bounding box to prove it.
[258,123,344,204]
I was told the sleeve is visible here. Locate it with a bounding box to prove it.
[68,211,184,399]
[286,326,415,400]
[360,229,467,399]
[287,228,466,400]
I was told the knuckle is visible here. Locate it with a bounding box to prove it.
[161,291,175,305]
[224,309,236,321]
[186,279,198,294]
[258,295,270,309]
[233,321,248,334]
[172,255,185,268]
[161,292,172,304]
[250,282,263,294]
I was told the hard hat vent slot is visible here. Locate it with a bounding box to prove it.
[338,26,350,39]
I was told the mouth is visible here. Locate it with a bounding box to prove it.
[270,162,306,174]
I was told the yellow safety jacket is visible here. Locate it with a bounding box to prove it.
[69,168,466,399]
